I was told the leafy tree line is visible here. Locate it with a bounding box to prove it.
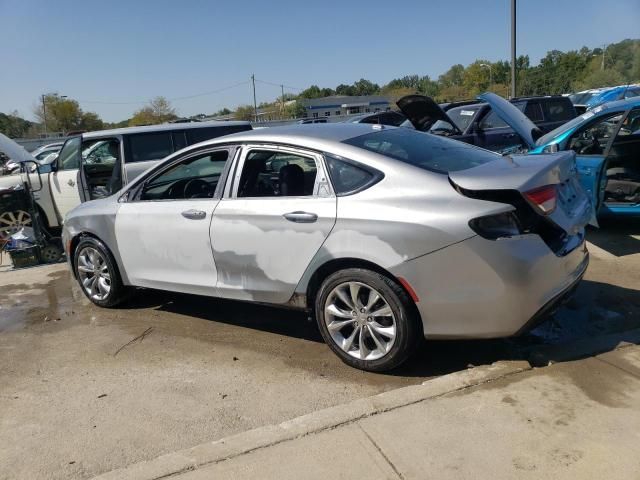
[2,38,638,137]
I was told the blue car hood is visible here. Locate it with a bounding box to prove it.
[477,93,543,150]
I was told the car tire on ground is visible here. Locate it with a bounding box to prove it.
[315,268,420,372]
[73,236,129,308]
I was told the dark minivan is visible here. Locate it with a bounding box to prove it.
[398,94,577,153]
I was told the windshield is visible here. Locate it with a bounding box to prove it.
[431,105,481,133]
[343,127,498,173]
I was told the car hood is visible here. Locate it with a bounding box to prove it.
[396,95,462,134]
[477,93,542,149]
[0,133,36,164]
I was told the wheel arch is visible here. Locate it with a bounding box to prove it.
[303,257,421,322]
[69,232,121,280]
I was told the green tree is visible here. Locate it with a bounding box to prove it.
[234,105,255,121]
[352,78,380,96]
[33,94,87,133]
[129,96,177,126]
[0,111,32,138]
[80,112,104,131]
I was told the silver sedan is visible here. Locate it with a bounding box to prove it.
[63,124,591,371]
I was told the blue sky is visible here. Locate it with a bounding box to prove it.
[1,0,638,122]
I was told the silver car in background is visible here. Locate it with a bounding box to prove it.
[63,124,591,371]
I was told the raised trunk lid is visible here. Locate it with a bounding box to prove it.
[396,95,463,134]
[450,150,592,236]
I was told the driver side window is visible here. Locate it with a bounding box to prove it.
[568,113,623,155]
[139,149,230,201]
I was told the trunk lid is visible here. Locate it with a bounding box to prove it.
[450,150,592,237]
[396,95,463,134]
[477,93,542,149]
[0,133,36,164]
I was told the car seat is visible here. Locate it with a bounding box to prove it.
[279,164,305,196]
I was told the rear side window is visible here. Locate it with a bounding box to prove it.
[186,125,250,145]
[325,154,381,195]
[128,132,172,163]
[516,101,544,122]
[542,99,575,122]
[479,109,509,129]
[343,128,498,173]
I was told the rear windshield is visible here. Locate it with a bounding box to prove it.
[342,128,498,173]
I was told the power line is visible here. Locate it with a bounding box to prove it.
[75,80,250,105]
[254,78,303,91]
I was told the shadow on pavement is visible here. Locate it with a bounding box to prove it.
[587,219,640,257]
[117,277,640,379]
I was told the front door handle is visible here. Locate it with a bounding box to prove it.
[181,209,207,220]
[502,133,516,139]
[67,179,76,187]
[283,211,318,223]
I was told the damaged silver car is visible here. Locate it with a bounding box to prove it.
[63,124,591,371]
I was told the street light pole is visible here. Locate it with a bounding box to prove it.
[510,0,517,98]
[41,94,47,137]
[251,74,258,122]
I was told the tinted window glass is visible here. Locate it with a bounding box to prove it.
[186,125,248,145]
[515,101,543,122]
[140,150,229,200]
[343,128,497,173]
[542,99,574,122]
[439,105,481,131]
[325,154,377,195]
[128,132,172,163]
[238,150,317,197]
[479,109,509,129]
[57,137,81,171]
[172,131,187,151]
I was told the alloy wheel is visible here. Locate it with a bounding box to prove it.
[77,247,111,301]
[0,210,32,241]
[324,281,397,361]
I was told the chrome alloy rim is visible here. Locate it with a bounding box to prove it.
[0,210,32,240]
[77,247,111,301]
[324,281,396,361]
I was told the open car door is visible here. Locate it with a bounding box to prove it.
[396,95,463,134]
[50,136,83,223]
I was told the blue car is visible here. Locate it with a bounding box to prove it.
[584,85,640,110]
[480,93,640,221]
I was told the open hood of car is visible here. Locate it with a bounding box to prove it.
[0,133,36,164]
[396,95,462,135]
[477,93,542,149]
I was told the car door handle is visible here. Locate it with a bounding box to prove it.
[181,209,207,220]
[502,133,516,138]
[67,179,76,187]
[283,211,318,223]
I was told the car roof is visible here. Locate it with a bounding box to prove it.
[82,120,251,139]
[590,96,640,112]
[188,123,397,153]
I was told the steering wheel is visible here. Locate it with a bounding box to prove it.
[578,131,600,155]
[183,178,213,198]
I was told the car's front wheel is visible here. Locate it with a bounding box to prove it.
[74,237,129,308]
[315,268,420,372]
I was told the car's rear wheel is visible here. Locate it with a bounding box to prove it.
[74,237,129,308]
[0,210,32,242]
[315,268,420,372]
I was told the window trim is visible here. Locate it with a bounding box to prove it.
[127,145,238,203]
[323,152,384,197]
[228,144,333,200]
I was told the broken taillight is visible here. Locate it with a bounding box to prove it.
[524,185,557,215]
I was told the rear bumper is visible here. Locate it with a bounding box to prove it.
[389,234,589,339]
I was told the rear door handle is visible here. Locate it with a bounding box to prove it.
[181,209,207,220]
[283,211,318,223]
[67,179,76,187]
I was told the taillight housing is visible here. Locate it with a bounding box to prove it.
[469,211,521,240]
[524,185,557,215]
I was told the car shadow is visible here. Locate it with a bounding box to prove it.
[587,219,640,257]
[119,278,640,378]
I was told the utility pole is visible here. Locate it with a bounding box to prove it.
[601,44,607,71]
[251,74,258,122]
[281,84,285,116]
[41,94,47,137]
[510,0,517,99]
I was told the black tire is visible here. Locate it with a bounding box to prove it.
[73,236,130,308]
[315,268,421,372]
